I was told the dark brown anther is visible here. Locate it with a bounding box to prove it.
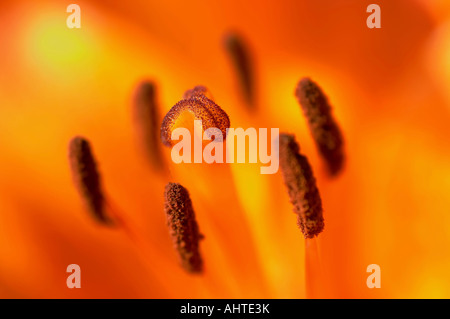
[183,85,214,101]
[68,136,112,225]
[279,133,324,239]
[132,81,165,171]
[160,93,230,147]
[224,32,255,107]
[164,183,204,274]
[295,78,345,176]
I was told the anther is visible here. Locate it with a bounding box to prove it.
[160,93,230,147]
[295,78,345,176]
[68,136,112,225]
[164,183,204,273]
[132,81,165,170]
[279,133,324,239]
[224,32,255,107]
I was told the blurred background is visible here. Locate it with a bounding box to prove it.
[0,0,449,298]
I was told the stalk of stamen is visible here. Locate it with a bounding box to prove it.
[305,237,326,298]
[68,136,113,225]
[132,80,166,172]
[164,182,204,274]
[224,32,255,107]
[295,77,345,176]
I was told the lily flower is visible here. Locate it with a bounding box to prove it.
[0,0,449,299]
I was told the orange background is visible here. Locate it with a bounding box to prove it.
[0,0,449,298]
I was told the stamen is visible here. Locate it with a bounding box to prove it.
[164,182,204,273]
[279,133,324,239]
[132,81,165,170]
[68,136,112,225]
[183,85,214,101]
[224,32,254,106]
[160,94,230,147]
[295,78,345,176]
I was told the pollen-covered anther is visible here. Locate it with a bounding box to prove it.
[279,133,324,239]
[295,77,345,176]
[160,93,230,147]
[68,136,113,225]
[164,183,204,273]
